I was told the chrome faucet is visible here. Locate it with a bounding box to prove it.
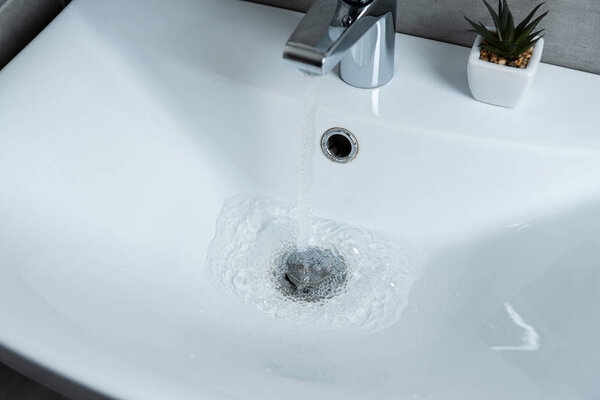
[283,0,396,89]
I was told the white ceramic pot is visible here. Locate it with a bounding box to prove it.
[467,34,544,108]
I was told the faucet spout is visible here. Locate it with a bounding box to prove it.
[283,0,396,88]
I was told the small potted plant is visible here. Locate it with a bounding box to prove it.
[465,0,548,108]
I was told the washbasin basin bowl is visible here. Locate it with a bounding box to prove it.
[0,0,600,399]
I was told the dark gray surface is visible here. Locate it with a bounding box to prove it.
[0,0,70,70]
[0,362,68,400]
[0,344,113,400]
[247,0,600,74]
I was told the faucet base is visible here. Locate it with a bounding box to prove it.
[283,0,397,88]
[339,12,395,89]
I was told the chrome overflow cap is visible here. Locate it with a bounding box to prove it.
[321,127,358,163]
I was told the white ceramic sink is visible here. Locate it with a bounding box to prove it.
[1,0,600,399]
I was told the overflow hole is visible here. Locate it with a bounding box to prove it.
[321,128,358,163]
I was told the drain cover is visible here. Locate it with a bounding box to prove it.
[276,247,347,301]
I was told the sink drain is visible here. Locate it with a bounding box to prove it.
[275,247,347,301]
[321,127,358,163]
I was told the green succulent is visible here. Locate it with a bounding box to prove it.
[465,0,547,61]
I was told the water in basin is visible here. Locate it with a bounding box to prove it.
[207,194,419,332]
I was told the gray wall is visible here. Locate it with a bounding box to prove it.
[1,0,597,73]
[249,0,600,74]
